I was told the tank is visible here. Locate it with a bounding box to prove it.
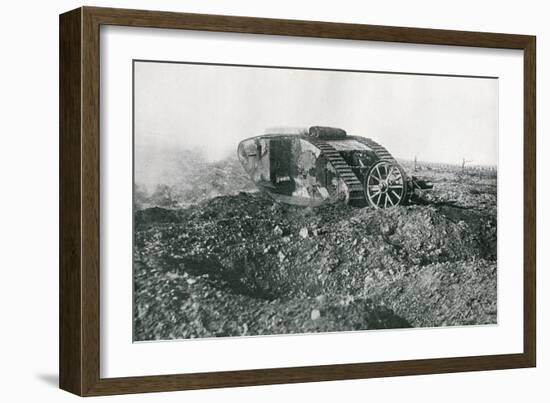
[237,126,432,208]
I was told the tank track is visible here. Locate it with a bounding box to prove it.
[351,136,397,163]
[304,137,365,202]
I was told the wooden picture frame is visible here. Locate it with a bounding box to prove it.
[59,6,536,396]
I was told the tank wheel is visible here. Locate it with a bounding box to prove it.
[364,161,407,209]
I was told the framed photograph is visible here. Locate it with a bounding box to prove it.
[59,6,536,396]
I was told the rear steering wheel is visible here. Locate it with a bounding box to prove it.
[364,161,407,208]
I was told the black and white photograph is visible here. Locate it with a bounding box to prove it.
[132,60,498,341]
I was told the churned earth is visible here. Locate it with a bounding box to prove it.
[134,160,497,341]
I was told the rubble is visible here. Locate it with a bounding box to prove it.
[134,158,497,340]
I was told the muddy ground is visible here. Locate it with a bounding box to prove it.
[134,159,497,341]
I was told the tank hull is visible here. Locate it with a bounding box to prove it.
[238,126,419,208]
[237,135,351,206]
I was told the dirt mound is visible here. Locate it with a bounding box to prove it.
[134,187,497,340]
[134,263,410,340]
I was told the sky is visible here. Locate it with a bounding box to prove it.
[134,60,498,166]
